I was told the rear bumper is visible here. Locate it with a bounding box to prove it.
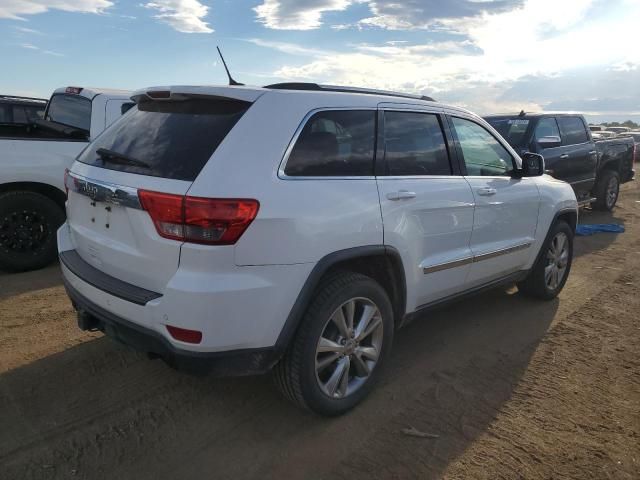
[63,277,279,376]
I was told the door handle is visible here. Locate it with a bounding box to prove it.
[477,187,497,196]
[386,190,416,201]
[588,150,597,155]
[560,154,569,159]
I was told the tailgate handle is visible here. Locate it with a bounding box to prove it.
[560,154,569,159]
[386,190,416,201]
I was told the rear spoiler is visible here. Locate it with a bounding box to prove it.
[131,86,264,104]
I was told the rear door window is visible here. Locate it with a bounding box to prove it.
[557,117,589,145]
[382,111,451,176]
[45,94,92,132]
[77,97,251,181]
[284,110,375,176]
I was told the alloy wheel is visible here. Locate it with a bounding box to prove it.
[315,297,384,399]
[545,232,569,291]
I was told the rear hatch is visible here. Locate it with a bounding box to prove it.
[65,88,258,293]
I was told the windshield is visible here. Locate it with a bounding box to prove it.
[77,97,251,181]
[485,117,530,148]
[45,94,92,132]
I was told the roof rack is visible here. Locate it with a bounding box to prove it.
[0,95,48,103]
[263,82,435,102]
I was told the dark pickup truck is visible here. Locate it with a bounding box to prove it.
[485,113,635,210]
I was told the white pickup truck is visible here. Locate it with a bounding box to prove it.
[0,86,132,272]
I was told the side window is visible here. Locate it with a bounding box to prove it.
[0,105,10,123]
[382,111,451,176]
[451,116,514,176]
[557,117,589,145]
[12,106,27,123]
[534,117,561,141]
[285,110,375,176]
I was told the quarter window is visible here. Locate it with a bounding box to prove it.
[285,110,375,177]
[382,111,451,176]
[557,117,589,145]
[451,116,514,176]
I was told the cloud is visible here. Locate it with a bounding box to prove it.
[254,0,351,30]
[144,0,213,33]
[358,0,524,30]
[267,0,640,117]
[244,38,330,56]
[13,26,44,35]
[20,43,64,56]
[0,0,112,20]
[253,0,524,31]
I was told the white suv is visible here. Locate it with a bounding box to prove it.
[59,84,578,415]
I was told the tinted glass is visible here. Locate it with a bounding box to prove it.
[558,117,588,145]
[25,105,45,121]
[451,116,514,176]
[12,106,27,123]
[535,117,561,141]
[77,97,251,181]
[0,105,10,123]
[485,117,530,148]
[285,110,375,176]
[383,111,450,176]
[46,94,92,131]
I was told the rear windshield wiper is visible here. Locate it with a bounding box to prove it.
[96,148,151,169]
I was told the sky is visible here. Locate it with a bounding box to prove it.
[1,0,639,123]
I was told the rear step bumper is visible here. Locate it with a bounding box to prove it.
[60,250,162,306]
[62,270,279,376]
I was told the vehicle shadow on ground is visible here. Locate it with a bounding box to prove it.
[0,287,558,480]
[573,208,626,259]
[0,264,62,300]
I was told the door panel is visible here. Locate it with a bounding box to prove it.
[464,177,539,285]
[377,177,475,307]
[448,115,540,285]
[376,109,475,309]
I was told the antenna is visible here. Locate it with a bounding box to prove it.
[216,46,244,86]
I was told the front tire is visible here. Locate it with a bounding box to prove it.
[518,220,573,300]
[274,272,394,416]
[0,191,65,272]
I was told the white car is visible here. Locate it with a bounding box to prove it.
[0,86,132,271]
[59,83,578,415]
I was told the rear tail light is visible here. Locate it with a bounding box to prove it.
[64,168,70,197]
[138,190,259,245]
[166,325,202,344]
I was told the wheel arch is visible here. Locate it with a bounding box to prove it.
[0,182,66,210]
[274,245,407,354]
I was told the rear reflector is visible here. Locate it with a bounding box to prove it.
[138,190,259,245]
[166,325,202,344]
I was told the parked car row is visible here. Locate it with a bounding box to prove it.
[2,82,634,415]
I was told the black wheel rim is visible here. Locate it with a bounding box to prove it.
[0,209,50,254]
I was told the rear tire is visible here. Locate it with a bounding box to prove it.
[517,220,573,300]
[592,170,620,211]
[0,191,65,272]
[274,272,394,416]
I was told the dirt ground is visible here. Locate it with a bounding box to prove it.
[1,184,639,480]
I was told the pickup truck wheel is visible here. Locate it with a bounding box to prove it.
[517,220,573,300]
[274,272,394,416]
[592,170,620,211]
[0,191,65,272]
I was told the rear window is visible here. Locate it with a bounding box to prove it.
[284,110,375,176]
[46,94,92,132]
[77,97,251,181]
[557,117,589,145]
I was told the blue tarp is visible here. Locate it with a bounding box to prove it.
[575,224,625,236]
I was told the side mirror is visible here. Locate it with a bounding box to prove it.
[517,152,545,177]
[537,135,561,148]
